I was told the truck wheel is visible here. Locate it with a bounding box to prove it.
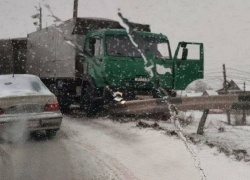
[81,85,99,116]
[49,84,59,96]
[58,99,71,112]
[167,90,177,97]
[152,89,162,98]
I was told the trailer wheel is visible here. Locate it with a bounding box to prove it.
[81,84,99,116]
[49,84,59,96]
[58,97,71,112]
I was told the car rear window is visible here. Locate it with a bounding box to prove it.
[0,75,51,98]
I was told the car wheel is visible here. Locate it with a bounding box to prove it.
[46,129,58,139]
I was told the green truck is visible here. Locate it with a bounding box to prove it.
[26,18,204,113]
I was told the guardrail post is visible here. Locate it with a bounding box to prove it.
[242,82,246,125]
[197,109,209,135]
[226,110,231,125]
[242,110,246,125]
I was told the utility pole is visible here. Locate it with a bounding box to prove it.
[39,5,42,30]
[223,64,231,125]
[73,0,78,20]
[10,38,15,76]
[223,64,228,93]
[242,82,246,125]
[32,4,42,30]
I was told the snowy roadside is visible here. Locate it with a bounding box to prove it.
[62,115,202,180]
[135,111,250,163]
[62,114,250,180]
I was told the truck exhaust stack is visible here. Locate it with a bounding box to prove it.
[73,0,78,19]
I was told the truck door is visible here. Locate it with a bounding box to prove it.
[173,42,204,90]
[83,37,105,87]
[83,37,103,73]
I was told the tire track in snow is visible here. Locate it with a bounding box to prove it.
[63,124,140,180]
[0,145,14,180]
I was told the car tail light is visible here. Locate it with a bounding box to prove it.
[44,101,59,112]
[0,108,4,115]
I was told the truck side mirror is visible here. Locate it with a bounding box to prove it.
[182,48,188,60]
[77,55,85,62]
[83,50,94,58]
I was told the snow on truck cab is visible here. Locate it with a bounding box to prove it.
[25,18,204,112]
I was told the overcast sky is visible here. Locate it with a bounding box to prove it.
[1,0,250,89]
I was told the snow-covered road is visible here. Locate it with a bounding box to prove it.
[0,114,250,180]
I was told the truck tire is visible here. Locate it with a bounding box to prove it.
[58,97,71,112]
[81,84,99,116]
[167,90,177,97]
[49,84,59,96]
[153,89,177,98]
[47,83,71,112]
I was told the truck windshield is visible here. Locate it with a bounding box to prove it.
[106,35,171,59]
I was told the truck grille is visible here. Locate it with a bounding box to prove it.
[121,80,153,89]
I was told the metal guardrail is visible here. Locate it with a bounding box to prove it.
[109,94,250,115]
[109,94,250,135]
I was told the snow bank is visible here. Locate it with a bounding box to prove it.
[154,111,250,163]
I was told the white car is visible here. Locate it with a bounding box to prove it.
[0,74,62,139]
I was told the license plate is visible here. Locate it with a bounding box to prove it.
[135,77,150,82]
[29,121,40,128]
[42,119,60,124]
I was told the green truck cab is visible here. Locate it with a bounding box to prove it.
[81,29,203,105]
